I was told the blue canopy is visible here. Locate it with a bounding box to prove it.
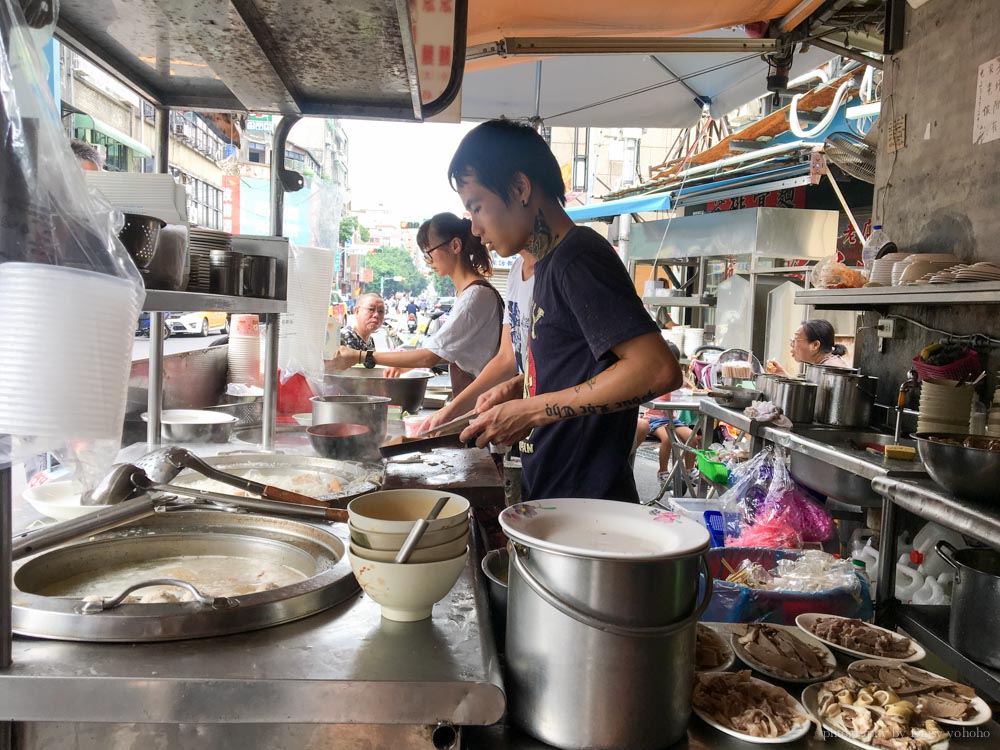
[566,191,672,221]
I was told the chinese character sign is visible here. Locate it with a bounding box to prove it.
[973,56,1000,145]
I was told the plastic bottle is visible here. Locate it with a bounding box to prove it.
[911,576,946,605]
[912,522,967,579]
[894,565,924,603]
[850,559,872,593]
[861,224,891,276]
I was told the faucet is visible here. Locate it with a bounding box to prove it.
[895,369,919,444]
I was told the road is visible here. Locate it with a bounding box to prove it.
[132,333,229,361]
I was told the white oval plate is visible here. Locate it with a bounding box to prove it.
[696,623,735,673]
[22,480,111,521]
[846,659,992,726]
[693,674,812,744]
[795,613,926,663]
[731,623,836,683]
[801,684,949,750]
[498,498,710,561]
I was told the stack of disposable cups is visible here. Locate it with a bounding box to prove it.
[683,328,705,358]
[279,245,335,380]
[228,314,261,386]
[661,325,685,355]
[0,263,141,439]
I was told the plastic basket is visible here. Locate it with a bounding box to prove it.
[703,510,726,548]
[695,450,729,484]
[912,349,982,382]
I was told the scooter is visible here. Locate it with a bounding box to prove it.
[406,312,418,333]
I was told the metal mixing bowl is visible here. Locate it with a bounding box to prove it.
[914,432,1000,504]
[307,423,375,461]
[318,367,433,413]
[141,409,238,443]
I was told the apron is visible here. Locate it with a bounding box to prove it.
[447,279,504,398]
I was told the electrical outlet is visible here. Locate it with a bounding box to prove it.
[877,318,903,339]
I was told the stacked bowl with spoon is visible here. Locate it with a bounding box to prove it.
[346,490,471,621]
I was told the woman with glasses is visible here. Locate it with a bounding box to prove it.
[331,212,503,397]
[766,319,850,375]
[340,292,386,352]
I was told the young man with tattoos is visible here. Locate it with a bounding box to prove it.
[451,119,682,502]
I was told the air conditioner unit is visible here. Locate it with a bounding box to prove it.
[172,122,186,138]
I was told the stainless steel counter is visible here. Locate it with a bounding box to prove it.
[1,447,506,749]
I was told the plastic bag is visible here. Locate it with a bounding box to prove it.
[810,254,866,289]
[701,547,873,625]
[278,243,335,382]
[1,0,143,484]
[722,447,833,548]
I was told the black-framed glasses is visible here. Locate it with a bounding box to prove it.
[421,238,453,262]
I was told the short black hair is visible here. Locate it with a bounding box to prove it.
[70,138,103,168]
[448,119,566,206]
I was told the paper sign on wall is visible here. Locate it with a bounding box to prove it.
[973,56,1000,145]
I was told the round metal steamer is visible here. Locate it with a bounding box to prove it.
[11,510,358,642]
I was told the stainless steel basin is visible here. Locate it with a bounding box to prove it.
[786,427,921,507]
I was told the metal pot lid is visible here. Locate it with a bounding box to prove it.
[11,510,358,642]
[499,498,710,561]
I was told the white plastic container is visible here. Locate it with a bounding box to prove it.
[911,576,947,605]
[912,522,967,579]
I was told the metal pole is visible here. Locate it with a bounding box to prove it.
[146,107,171,447]
[263,116,301,450]
[1,459,11,670]
[533,60,542,120]
[875,495,900,628]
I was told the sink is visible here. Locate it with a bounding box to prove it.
[786,427,921,507]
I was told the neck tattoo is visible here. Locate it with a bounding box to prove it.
[528,209,558,261]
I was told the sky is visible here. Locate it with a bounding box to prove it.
[340,119,477,222]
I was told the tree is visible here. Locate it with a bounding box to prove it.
[364,246,425,297]
[433,275,456,297]
[339,215,370,245]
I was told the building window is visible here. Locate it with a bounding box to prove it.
[169,167,223,230]
[572,127,589,192]
[248,142,266,164]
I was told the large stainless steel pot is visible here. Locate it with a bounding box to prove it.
[319,367,433,413]
[936,540,1000,668]
[811,368,876,427]
[804,363,859,421]
[11,510,358,642]
[506,544,711,750]
[311,395,390,441]
[772,378,817,423]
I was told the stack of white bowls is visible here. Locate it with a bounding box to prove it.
[869,252,910,285]
[661,325,686,355]
[346,489,470,622]
[917,378,974,434]
[228,314,261,386]
[279,245,335,378]
[682,328,705,358]
[0,263,141,439]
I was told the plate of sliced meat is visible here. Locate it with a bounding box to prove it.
[802,676,950,750]
[696,623,735,672]
[731,623,836,683]
[796,613,925,663]
[692,670,812,744]
[847,659,992,726]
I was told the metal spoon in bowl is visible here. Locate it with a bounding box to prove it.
[394,496,451,564]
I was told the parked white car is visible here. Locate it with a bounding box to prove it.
[164,311,230,337]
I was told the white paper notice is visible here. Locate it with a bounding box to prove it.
[973,56,1000,145]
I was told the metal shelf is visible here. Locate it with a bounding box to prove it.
[143,290,287,314]
[796,281,1000,309]
[642,295,715,308]
[894,605,1000,701]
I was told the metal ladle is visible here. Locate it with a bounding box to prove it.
[79,463,143,506]
[393,496,451,563]
[134,446,329,508]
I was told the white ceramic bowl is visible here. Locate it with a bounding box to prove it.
[348,533,468,563]
[292,413,313,426]
[349,518,470,551]
[22,480,111,520]
[348,547,469,621]
[348,489,470,534]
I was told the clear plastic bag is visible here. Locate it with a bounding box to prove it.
[1,0,143,483]
[278,243,335,382]
[810,253,866,289]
